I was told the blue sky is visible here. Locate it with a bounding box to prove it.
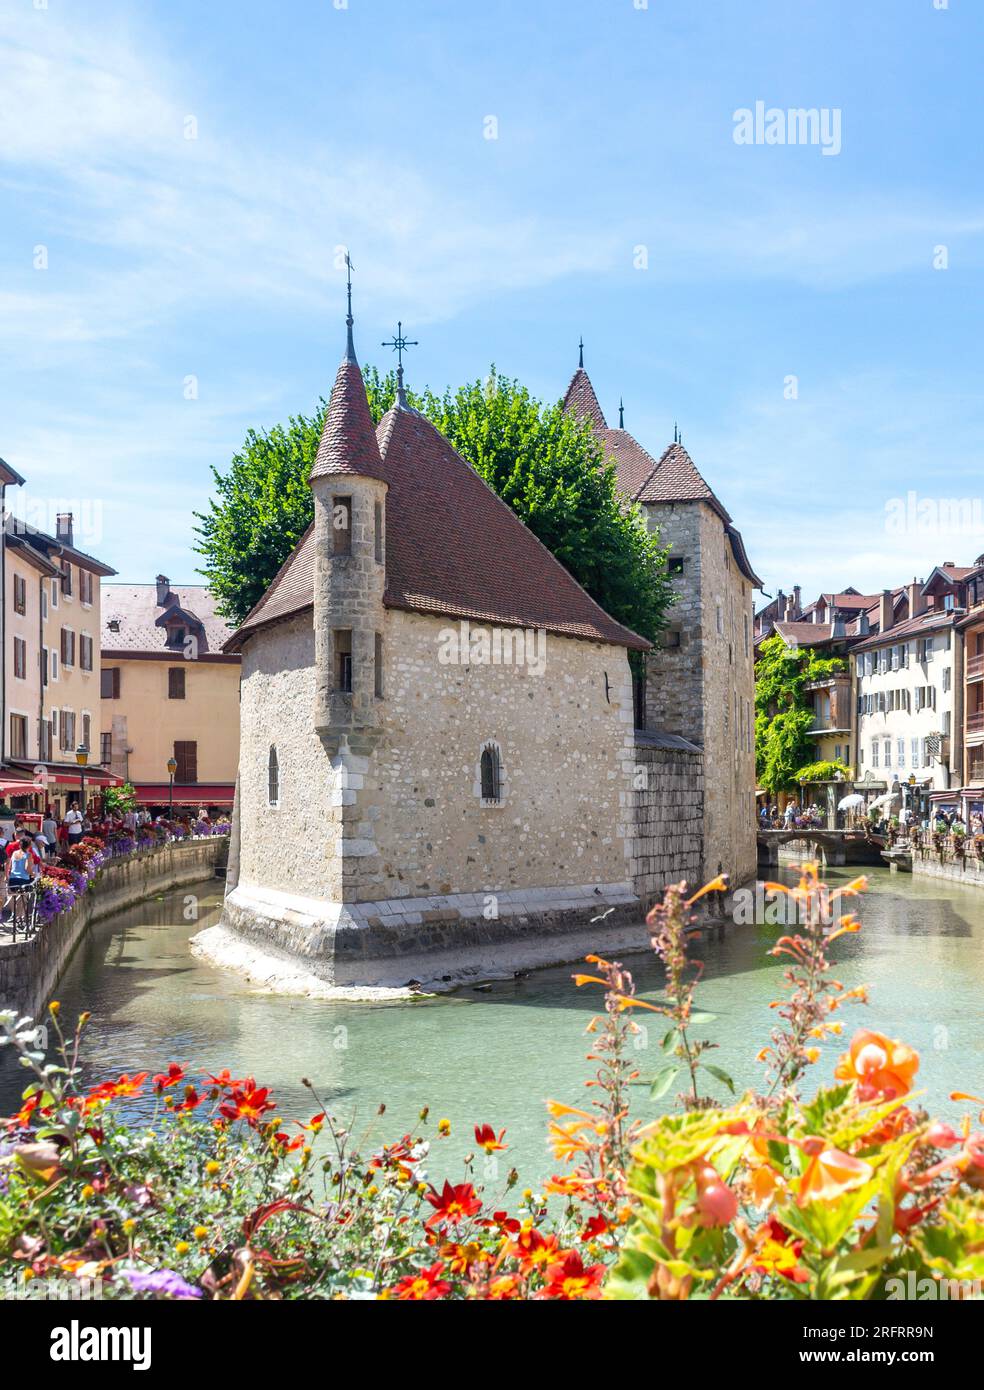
[1,0,982,602]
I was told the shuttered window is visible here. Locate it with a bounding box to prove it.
[174,741,197,783]
[168,667,186,699]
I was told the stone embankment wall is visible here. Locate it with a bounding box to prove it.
[0,837,228,1018]
[911,846,984,889]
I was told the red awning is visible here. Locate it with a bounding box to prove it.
[133,783,235,806]
[8,761,122,788]
[0,780,45,796]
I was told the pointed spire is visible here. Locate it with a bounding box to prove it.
[578,336,584,369]
[618,398,624,430]
[309,279,386,484]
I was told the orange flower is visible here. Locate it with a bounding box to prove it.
[750,1218,809,1283]
[796,1137,873,1206]
[541,1250,605,1300]
[474,1123,507,1153]
[390,1260,451,1300]
[88,1073,149,1101]
[834,1030,919,1102]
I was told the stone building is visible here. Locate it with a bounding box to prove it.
[561,355,760,887]
[208,307,710,990]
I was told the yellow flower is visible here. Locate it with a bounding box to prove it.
[365,1185,379,1199]
[48,1001,60,1015]
[122,1219,137,1234]
[193,1226,208,1240]
[805,1047,821,1063]
[437,1118,451,1136]
[205,1160,220,1176]
[22,1268,35,1283]
[81,1184,95,1200]
[175,1241,190,1256]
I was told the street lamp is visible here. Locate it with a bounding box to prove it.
[75,743,89,819]
[166,756,177,820]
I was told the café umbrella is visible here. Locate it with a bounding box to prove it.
[837,793,865,810]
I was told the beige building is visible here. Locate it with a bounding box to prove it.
[561,358,760,887]
[209,309,705,990]
[1,508,117,814]
[100,578,240,811]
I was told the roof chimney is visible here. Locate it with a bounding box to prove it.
[156,575,171,607]
[907,578,926,618]
[832,616,846,638]
[858,611,870,636]
[55,512,73,547]
[793,585,802,614]
[879,589,894,633]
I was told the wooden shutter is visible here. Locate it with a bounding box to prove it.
[168,666,186,699]
[174,741,197,783]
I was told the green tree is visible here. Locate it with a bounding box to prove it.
[754,635,845,796]
[195,367,675,644]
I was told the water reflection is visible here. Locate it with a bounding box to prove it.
[2,865,982,1182]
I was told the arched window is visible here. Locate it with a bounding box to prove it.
[480,744,500,803]
[268,745,279,807]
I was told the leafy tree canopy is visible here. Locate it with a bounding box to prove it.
[195,367,675,645]
[754,635,845,795]
[793,758,852,784]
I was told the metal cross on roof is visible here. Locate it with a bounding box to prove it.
[382,321,418,371]
[382,321,419,407]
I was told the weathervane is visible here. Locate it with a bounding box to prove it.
[578,336,584,369]
[344,252,355,359]
[382,320,419,406]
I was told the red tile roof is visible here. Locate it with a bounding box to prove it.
[852,609,956,651]
[229,356,650,653]
[310,356,386,483]
[561,367,607,430]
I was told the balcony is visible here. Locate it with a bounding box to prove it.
[968,652,984,682]
[968,709,984,743]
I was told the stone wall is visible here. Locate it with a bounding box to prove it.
[912,848,984,889]
[641,500,756,887]
[0,837,228,1018]
[237,607,638,904]
[626,734,704,908]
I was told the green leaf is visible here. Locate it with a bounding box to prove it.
[649,1065,679,1100]
[701,1064,735,1095]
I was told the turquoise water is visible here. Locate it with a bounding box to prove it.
[2,865,983,1182]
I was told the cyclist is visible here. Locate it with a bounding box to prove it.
[6,834,40,934]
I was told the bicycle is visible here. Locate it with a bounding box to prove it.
[3,878,41,942]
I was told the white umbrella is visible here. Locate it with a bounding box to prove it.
[837,793,864,810]
[867,792,899,811]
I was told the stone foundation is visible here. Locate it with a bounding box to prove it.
[912,849,984,889]
[0,837,228,1018]
[204,878,651,990]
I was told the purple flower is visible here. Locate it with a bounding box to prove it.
[123,1268,202,1300]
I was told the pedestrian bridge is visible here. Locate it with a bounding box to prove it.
[757,829,885,869]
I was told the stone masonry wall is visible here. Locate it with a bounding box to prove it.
[237,608,638,904]
[626,739,704,908]
[642,500,756,887]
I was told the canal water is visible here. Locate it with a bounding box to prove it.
[2,865,982,1183]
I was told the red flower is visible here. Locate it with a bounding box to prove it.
[174,1086,204,1112]
[542,1250,606,1300]
[391,1261,451,1300]
[580,1214,611,1243]
[218,1078,275,1125]
[474,1123,507,1153]
[424,1180,482,1231]
[152,1063,186,1092]
[206,1069,244,1089]
[87,1073,149,1101]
